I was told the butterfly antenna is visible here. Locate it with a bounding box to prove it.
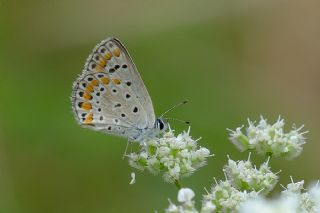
[159,99,189,118]
[164,117,190,125]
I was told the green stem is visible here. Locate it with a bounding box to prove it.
[174,180,182,190]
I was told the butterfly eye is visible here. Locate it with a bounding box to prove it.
[159,120,164,130]
[160,123,164,130]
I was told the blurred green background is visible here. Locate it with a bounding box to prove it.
[1,0,320,212]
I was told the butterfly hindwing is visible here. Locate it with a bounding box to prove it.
[71,37,156,139]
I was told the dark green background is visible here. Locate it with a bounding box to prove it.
[1,0,320,212]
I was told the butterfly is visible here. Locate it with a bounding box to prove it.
[71,37,168,142]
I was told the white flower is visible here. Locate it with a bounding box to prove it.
[201,180,258,212]
[169,164,181,180]
[228,116,307,159]
[166,202,179,213]
[282,179,304,196]
[239,196,299,213]
[309,182,320,212]
[178,188,195,203]
[223,155,278,194]
[129,172,136,185]
[127,127,212,183]
[281,179,320,213]
[201,200,216,213]
[240,179,320,213]
[166,188,198,213]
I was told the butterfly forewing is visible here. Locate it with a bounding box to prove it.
[71,37,156,139]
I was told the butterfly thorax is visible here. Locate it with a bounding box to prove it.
[133,118,168,142]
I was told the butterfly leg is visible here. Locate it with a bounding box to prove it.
[122,139,131,159]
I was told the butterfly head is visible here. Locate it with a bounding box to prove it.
[155,118,168,133]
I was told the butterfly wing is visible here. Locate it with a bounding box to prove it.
[71,37,156,140]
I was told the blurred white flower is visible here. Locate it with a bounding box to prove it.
[228,116,307,159]
[201,200,216,213]
[178,188,195,203]
[281,179,304,196]
[240,179,320,213]
[309,181,320,212]
[166,201,179,213]
[239,196,299,213]
[281,179,320,213]
[166,188,198,213]
[223,155,278,194]
[127,127,212,183]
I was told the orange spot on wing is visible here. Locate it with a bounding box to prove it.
[112,79,121,85]
[101,77,110,84]
[112,48,121,57]
[98,59,106,68]
[84,113,93,124]
[104,53,112,60]
[81,102,92,110]
[85,84,94,92]
[83,92,92,100]
[91,79,99,86]
[95,65,103,72]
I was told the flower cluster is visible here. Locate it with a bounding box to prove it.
[239,180,320,213]
[166,183,259,213]
[228,116,307,159]
[202,180,259,212]
[127,127,211,183]
[159,116,317,213]
[223,155,278,194]
[166,181,320,213]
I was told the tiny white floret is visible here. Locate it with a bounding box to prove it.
[178,188,195,203]
[129,172,136,185]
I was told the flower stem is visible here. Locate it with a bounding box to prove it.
[174,180,182,189]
